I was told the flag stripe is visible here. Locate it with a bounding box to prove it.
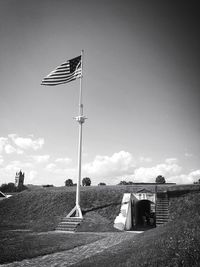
[41,72,81,85]
[41,55,81,86]
[42,71,81,82]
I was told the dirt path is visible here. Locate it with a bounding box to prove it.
[1,232,138,267]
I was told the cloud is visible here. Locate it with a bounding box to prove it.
[5,161,33,172]
[0,136,24,154]
[45,161,76,176]
[133,160,182,183]
[0,134,44,154]
[31,155,50,163]
[4,144,23,155]
[189,169,200,178]
[0,156,4,165]
[45,151,135,184]
[83,151,136,179]
[168,169,200,184]
[8,134,44,151]
[4,144,16,154]
[55,157,72,164]
[27,170,38,182]
[45,163,57,171]
[0,137,8,153]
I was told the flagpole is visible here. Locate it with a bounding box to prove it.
[67,50,86,218]
[75,50,84,217]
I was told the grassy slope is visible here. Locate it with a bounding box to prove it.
[74,192,200,267]
[1,185,200,265]
[0,232,103,264]
[0,185,164,232]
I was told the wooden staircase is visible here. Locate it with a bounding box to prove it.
[55,217,83,232]
[156,193,169,226]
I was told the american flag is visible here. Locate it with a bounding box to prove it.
[41,55,82,86]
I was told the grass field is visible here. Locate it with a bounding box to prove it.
[1,184,200,266]
[0,184,167,232]
[73,191,200,267]
[0,231,103,264]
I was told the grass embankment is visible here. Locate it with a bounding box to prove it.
[0,185,163,232]
[73,191,200,267]
[0,185,149,264]
[0,231,103,264]
[0,184,177,265]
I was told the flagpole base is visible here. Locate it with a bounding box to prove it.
[67,205,83,219]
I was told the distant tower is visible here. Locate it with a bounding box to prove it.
[15,170,25,188]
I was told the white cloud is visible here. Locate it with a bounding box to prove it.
[9,134,44,151]
[4,144,23,155]
[189,169,200,178]
[45,163,57,171]
[5,161,33,172]
[83,151,136,179]
[55,157,72,164]
[45,162,76,182]
[0,156,4,165]
[4,144,17,154]
[16,149,24,155]
[168,169,200,184]
[31,155,50,163]
[0,137,8,153]
[27,170,38,182]
[44,151,136,185]
[54,167,76,177]
[133,161,182,183]
[0,136,24,154]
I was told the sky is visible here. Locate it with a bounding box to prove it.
[0,0,200,186]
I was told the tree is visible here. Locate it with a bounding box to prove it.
[155,175,166,184]
[0,183,17,193]
[118,181,134,185]
[98,182,106,186]
[65,179,73,186]
[118,181,127,185]
[82,177,91,186]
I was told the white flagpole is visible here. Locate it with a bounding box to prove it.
[67,50,86,218]
[75,50,84,217]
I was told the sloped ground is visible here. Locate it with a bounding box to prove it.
[0,232,137,267]
[0,185,162,232]
[0,231,103,265]
[74,192,200,267]
[1,185,200,266]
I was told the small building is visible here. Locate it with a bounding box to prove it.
[114,188,157,231]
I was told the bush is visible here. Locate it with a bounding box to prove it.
[0,183,17,193]
[118,181,134,185]
[98,183,106,186]
[65,179,73,186]
[82,177,91,186]
[155,175,166,184]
